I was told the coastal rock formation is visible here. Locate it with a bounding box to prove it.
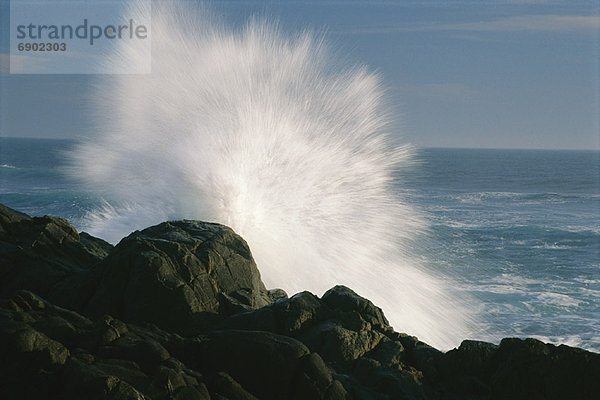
[67,220,278,334]
[1,204,598,400]
[0,203,112,299]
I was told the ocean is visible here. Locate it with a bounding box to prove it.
[403,148,600,351]
[1,137,599,352]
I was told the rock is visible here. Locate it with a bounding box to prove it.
[186,329,311,399]
[218,290,323,335]
[0,288,213,400]
[300,321,386,367]
[491,338,600,400]
[76,220,276,333]
[290,353,350,400]
[0,203,112,299]
[97,339,171,375]
[217,285,427,397]
[205,372,260,400]
[219,286,392,368]
[437,339,497,395]
[350,357,427,400]
[322,286,389,330]
[2,204,600,400]
[407,342,443,381]
[436,337,600,400]
[267,288,288,302]
[61,357,148,400]
[1,319,70,366]
[0,301,71,398]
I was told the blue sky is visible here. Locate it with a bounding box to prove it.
[1,0,599,149]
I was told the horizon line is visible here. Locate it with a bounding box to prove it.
[1,135,599,152]
[421,145,600,152]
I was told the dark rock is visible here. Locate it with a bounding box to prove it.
[2,204,600,400]
[218,290,323,335]
[220,286,392,370]
[408,342,443,381]
[0,288,213,400]
[322,286,389,330]
[61,357,148,400]
[436,337,600,400]
[333,373,389,400]
[351,357,427,400]
[97,338,171,375]
[437,340,497,396]
[205,372,260,400]
[187,329,311,399]
[76,220,277,333]
[290,353,350,400]
[300,320,386,367]
[0,203,112,299]
[267,288,288,302]
[365,337,406,368]
[216,285,428,398]
[491,338,600,400]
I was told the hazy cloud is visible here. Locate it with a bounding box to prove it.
[333,15,600,35]
[426,15,600,33]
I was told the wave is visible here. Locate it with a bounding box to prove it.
[67,1,473,349]
[535,292,581,308]
[446,191,600,205]
[433,218,600,241]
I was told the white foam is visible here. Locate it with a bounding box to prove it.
[68,1,474,350]
[537,292,581,308]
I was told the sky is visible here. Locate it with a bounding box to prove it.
[0,0,599,150]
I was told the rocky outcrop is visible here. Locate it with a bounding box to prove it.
[0,203,112,299]
[1,204,599,400]
[63,220,278,334]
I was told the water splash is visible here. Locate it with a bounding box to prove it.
[69,1,473,349]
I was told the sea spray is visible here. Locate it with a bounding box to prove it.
[69,1,473,349]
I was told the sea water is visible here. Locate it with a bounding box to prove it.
[404,148,600,351]
[1,137,598,351]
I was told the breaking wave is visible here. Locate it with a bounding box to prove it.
[69,1,473,349]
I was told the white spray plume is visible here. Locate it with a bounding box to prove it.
[69,1,473,350]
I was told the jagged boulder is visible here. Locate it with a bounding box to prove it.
[0,289,211,399]
[0,289,350,400]
[434,337,600,399]
[0,203,283,334]
[0,203,112,299]
[217,285,429,398]
[73,220,281,333]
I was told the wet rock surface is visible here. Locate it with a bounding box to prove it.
[1,204,598,400]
